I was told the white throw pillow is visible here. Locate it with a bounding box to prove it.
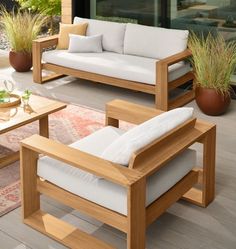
[124,23,189,59]
[101,107,194,166]
[74,17,126,54]
[68,34,103,53]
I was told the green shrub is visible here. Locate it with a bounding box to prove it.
[188,32,236,94]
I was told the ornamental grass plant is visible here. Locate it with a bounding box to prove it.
[0,6,47,53]
[188,32,236,95]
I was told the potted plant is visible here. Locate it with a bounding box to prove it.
[188,33,236,115]
[0,7,47,72]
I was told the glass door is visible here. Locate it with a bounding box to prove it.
[170,0,236,80]
[170,0,236,39]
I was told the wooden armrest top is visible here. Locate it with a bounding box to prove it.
[34,35,59,43]
[106,99,215,132]
[157,49,192,66]
[20,134,142,187]
[33,35,59,49]
[106,99,163,125]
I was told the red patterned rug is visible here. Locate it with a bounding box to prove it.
[0,104,130,216]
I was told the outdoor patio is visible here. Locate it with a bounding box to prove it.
[0,49,236,249]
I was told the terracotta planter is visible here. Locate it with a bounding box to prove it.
[9,50,32,72]
[195,87,231,116]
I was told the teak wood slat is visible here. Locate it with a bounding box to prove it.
[33,35,194,110]
[21,134,141,187]
[20,99,216,249]
[127,178,146,249]
[0,151,19,169]
[42,63,155,94]
[169,90,195,110]
[37,179,128,233]
[146,170,199,226]
[168,71,194,91]
[129,118,197,170]
[24,210,115,249]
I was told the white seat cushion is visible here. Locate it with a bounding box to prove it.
[37,126,196,215]
[124,23,189,60]
[102,107,193,165]
[73,17,126,54]
[42,50,191,85]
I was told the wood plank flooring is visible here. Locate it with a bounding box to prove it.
[0,51,236,248]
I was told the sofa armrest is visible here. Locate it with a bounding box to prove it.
[20,134,142,187]
[33,35,59,49]
[106,99,163,126]
[157,49,192,66]
[155,49,193,111]
[33,35,59,83]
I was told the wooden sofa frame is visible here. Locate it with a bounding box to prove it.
[20,99,216,249]
[33,35,195,111]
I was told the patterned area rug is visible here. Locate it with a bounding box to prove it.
[0,104,130,217]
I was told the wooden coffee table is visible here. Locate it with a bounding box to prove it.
[0,94,67,168]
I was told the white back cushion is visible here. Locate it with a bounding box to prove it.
[124,23,189,59]
[68,34,103,53]
[74,17,126,54]
[101,107,193,166]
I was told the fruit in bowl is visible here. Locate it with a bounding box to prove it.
[0,89,10,103]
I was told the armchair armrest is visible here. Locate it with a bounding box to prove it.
[157,49,192,66]
[106,99,163,126]
[20,134,142,187]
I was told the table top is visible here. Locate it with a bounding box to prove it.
[0,94,67,134]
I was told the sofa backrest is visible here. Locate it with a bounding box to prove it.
[74,17,126,54]
[124,23,189,60]
[101,107,193,166]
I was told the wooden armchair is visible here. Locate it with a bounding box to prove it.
[20,100,216,249]
[33,35,194,111]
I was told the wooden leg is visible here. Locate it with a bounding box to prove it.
[202,126,216,206]
[20,146,40,219]
[156,62,168,111]
[39,116,49,138]
[106,116,119,127]
[127,178,146,249]
[182,126,216,207]
[0,151,19,169]
[33,42,43,84]
[42,73,65,83]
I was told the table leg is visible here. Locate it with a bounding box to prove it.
[39,116,49,138]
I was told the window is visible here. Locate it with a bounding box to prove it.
[171,0,236,41]
[90,0,163,26]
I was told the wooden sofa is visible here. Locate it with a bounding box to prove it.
[33,18,195,111]
[20,99,216,249]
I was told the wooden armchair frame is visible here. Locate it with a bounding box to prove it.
[33,36,195,111]
[20,99,216,249]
